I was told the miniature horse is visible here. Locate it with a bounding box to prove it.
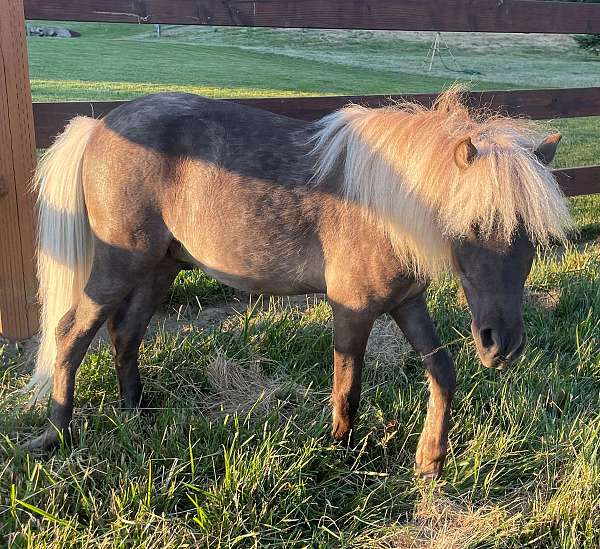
[25,90,570,477]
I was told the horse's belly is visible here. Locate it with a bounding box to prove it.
[165,166,327,294]
[200,264,320,295]
[169,238,325,295]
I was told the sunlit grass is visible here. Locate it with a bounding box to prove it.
[2,246,599,547]
[30,78,322,102]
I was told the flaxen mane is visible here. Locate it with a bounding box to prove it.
[310,89,572,277]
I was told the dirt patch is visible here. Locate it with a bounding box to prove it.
[525,287,562,311]
[149,293,327,336]
[151,297,250,335]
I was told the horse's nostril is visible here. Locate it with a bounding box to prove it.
[480,327,496,351]
[507,333,527,360]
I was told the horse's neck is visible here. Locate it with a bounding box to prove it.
[315,172,450,280]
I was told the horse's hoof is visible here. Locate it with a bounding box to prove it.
[331,420,352,444]
[415,437,445,479]
[332,430,351,446]
[415,463,443,480]
[21,429,63,452]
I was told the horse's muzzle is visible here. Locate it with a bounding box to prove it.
[472,321,527,370]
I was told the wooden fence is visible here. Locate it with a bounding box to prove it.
[22,0,600,33]
[0,1,39,340]
[1,0,599,339]
[22,0,600,199]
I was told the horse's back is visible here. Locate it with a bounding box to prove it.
[101,93,313,182]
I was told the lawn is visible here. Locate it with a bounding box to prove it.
[0,22,599,548]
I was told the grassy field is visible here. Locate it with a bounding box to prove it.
[26,23,521,101]
[0,23,599,548]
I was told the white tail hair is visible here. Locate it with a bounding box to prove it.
[24,116,99,403]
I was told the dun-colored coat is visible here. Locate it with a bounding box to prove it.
[25,90,570,477]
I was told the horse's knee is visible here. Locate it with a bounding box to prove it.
[425,350,456,401]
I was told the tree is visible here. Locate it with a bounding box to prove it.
[564,0,600,55]
[574,33,600,55]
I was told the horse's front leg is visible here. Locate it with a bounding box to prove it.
[391,294,456,478]
[330,305,376,442]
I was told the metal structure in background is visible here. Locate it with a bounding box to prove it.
[2,0,600,340]
[424,32,461,73]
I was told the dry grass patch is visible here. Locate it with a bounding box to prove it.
[366,316,412,370]
[525,287,562,311]
[376,493,524,549]
[204,354,309,419]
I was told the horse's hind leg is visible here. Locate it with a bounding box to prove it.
[107,258,181,409]
[26,244,169,451]
[26,284,126,451]
[391,294,456,478]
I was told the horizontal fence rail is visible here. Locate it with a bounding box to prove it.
[23,0,600,33]
[32,87,600,148]
[554,166,600,197]
[32,89,600,197]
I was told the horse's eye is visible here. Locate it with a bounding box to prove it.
[469,224,482,240]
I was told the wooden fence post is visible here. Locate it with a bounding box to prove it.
[0,0,39,340]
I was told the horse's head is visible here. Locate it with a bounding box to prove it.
[450,133,562,370]
[452,225,534,369]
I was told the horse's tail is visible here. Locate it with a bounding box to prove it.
[24,116,99,403]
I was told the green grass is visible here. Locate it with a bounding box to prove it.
[0,22,599,548]
[27,22,518,102]
[2,249,599,547]
[168,271,236,306]
[123,26,600,89]
[23,22,600,98]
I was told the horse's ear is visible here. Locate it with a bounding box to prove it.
[454,136,478,169]
[534,133,562,165]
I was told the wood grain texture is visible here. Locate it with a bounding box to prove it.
[0,0,39,340]
[33,87,600,148]
[23,0,600,33]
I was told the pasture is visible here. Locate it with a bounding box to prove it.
[1,23,599,548]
